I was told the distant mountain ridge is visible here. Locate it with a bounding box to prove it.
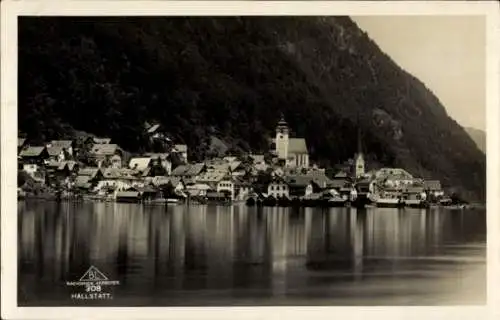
[17,17,486,201]
[465,127,486,153]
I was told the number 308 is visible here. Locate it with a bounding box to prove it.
[86,285,101,292]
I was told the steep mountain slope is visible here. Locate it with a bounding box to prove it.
[465,127,486,153]
[18,17,486,201]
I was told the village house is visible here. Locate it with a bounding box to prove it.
[75,167,104,191]
[229,161,246,177]
[145,153,173,175]
[217,178,235,200]
[89,143,123,168]
[196,169,235,200]
[45,160,78,189]
[46,146,67,162]
[283,175,326,198]
[249,154,268,172]
[424,180,445,198]
[19,146,50,176]
[273,115,309,168]
[47,140,74,156]
[402,186,426,201]
[185,183,212,198]
[156,177,185,194]
[171,163,206,184]
[97,168,142,192]
[374,168,416,189]
[57,161,79,177]
[267,176,290,198]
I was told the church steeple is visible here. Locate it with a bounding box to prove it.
[276,113,289,132]
[275,113,289,160]
[355,115,365,178]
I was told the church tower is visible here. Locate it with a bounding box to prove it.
[275,114,289,160]
[355,124,365,178]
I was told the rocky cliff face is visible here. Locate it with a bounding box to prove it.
[18,16,486,201]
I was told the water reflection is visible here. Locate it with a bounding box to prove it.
[18,202,486,306]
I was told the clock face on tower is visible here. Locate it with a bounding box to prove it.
[279,134,283,139]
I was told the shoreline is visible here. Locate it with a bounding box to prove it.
[17,196,486,211]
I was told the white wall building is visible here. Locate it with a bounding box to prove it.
[274,116,309,168]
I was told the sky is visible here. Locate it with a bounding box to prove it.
[351,16,485,131]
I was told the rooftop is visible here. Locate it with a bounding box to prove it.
[91,144,119,156]
[288,138,308,154]
[50,140,73,148]
[20,146,46,157]
[129,157,152,172]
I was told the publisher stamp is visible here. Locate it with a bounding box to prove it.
[66,266,120,300]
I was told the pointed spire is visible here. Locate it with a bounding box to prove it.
[277,112,287,126]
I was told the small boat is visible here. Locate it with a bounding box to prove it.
[166,198,180,204]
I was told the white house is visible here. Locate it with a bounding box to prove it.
[274,115,309,168]
[216,178,235,200]
[267,177,290,198]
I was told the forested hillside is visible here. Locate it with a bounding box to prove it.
[18,17,486,201]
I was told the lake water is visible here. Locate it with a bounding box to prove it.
[18,201,486,306]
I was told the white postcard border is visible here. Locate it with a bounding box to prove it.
[2,1,499,320]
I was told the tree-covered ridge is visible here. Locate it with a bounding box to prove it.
[18,16,485,201]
